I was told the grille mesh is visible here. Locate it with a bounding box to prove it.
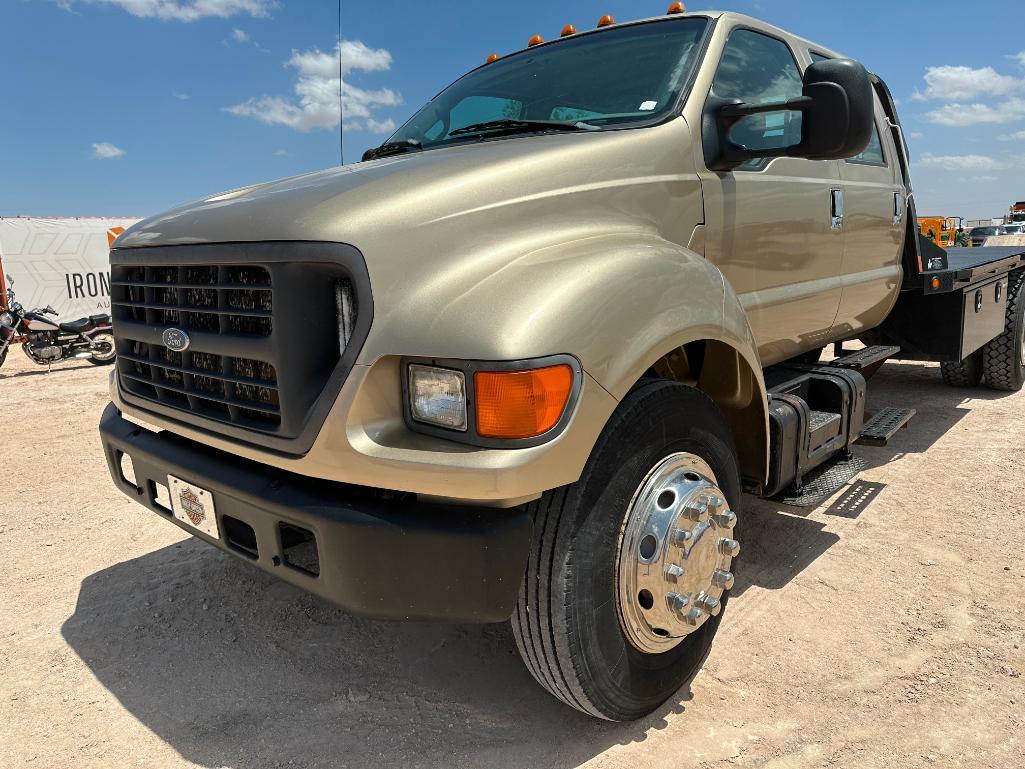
[112,264,280,428]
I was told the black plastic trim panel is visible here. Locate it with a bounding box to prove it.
[111,241,373,456]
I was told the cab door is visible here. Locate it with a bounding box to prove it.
[697,27,843,366]
[833,90,904,335]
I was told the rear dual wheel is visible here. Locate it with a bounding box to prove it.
[512,381,741,721]
[982,272,1025,391]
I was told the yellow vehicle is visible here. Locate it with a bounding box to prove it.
[918,216,964,248]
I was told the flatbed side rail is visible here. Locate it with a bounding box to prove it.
[922,247,1025,295]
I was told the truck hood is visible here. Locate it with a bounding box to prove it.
[116,120,705,362]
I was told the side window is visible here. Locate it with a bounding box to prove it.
[711,29,804,152]
[848,121,886,165]
[449,96,522,133]
[809,52,831,64]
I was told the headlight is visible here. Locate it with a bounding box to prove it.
[408,364,468,431]
[403,356,580,445]
[0,312,13,328]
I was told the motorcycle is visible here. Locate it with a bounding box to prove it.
[0,274,116,371]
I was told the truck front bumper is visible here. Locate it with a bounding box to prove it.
[99,403,531,623]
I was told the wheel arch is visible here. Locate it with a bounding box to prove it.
[615,290,769,491]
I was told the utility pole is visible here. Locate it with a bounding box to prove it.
[337,0,344,165]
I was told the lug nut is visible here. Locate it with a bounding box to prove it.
[672,528,693,546]
[712,569,735,590]
[713,510,737,529]
[665,563,686,583]
[699,494,725,512]
[719,538,741,557]
[684,607,704,626]
[667,591,689,614]
[683,503,709,523]
[699,595,721,616]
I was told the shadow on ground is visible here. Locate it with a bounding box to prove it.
[61,361,1002,768]
[63,539,691,769]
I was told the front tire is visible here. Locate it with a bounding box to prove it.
[982,271,1025,391]
[512,381,741,721]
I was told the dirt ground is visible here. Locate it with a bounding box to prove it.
[2,349,1024,769]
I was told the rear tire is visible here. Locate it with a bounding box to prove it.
[940,350,983,387]
[0,344,7,370]
[511,380,741,721]
[982,271,1025,391]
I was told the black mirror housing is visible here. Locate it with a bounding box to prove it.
[704,58,875,171]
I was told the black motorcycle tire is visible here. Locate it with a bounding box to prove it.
[0,344,7,370]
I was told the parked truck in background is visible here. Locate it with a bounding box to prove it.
[99,7,1025,721]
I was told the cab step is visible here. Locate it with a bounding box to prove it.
[828,345,900,371]
[773,453,866,508]
[855,407,916,446]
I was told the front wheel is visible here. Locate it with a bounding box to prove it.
[0,343,7,370]
[87,332,116,366]
[512,381,741,721]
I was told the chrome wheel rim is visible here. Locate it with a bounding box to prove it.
[616,452,739,655]
[91,333,116,361]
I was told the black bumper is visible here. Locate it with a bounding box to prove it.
[99,404,531,623]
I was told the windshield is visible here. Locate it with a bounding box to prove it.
[384,19,708,150]
[1000,225,1024,234]
[972,227,999,236]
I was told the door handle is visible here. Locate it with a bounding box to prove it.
[830,189,844,231]
[893,191,904,227]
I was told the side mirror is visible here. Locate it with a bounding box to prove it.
[704,58,875,172]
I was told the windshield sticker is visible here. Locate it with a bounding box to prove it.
[639,100,658,111]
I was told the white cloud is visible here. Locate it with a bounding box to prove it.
[1012,52,1025,68]
[909,131,924,140]
[173,91,189,100]
[912,65,1022,102]
[917,152,1002,171]
[925,98,1025,126]
[91,142,125,159]
[66,0,275,21]
[999,130,1025,141]
[231,28,249,43]
[273,149,289,156]
[970,175,998,183]
[226,40,401,133]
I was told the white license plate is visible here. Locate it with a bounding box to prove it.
[168,475,220,540]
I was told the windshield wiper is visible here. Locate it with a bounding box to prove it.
[362,138,423,161]
[448,118,599,138]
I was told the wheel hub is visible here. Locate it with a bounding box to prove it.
[616,452,739,654]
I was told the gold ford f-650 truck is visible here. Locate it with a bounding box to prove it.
[100,7,1025,720]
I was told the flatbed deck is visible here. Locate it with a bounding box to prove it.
[922,246,1025,294]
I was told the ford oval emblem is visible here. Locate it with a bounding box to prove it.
[162,327,191,352]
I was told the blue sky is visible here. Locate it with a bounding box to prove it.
[2,0,1023,220]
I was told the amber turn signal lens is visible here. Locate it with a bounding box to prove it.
[561,24,577,37]
[667,1,686,13]
[486,53,501,63]
[931,276,941,290]
[596,14,615,27]
[528,34,544,47]
[475,365,574,439]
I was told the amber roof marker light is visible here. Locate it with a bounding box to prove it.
[486,53,501,64]
[667,2,686,14]
[596,14,615,27]
[561,24,577,37]
[528,34,544,47]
